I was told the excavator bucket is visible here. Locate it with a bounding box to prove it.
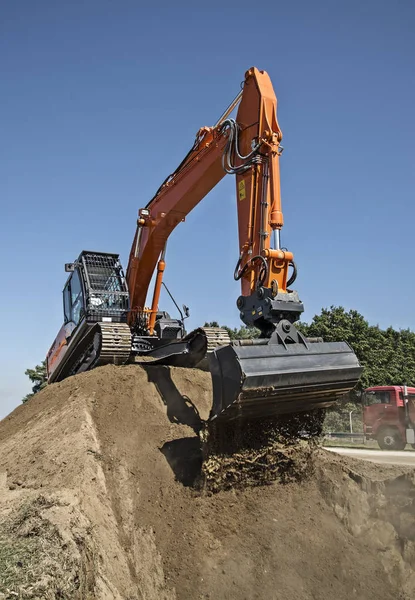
[208,340,362,423]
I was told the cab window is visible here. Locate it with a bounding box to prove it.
[70,270,83,325]
[63,282,71,323]
[364,390,390,405]
[399,392,415,404]
[62,270,84,325]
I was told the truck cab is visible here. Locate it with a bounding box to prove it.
[362,385,415,450]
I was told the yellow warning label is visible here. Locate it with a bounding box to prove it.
[238,180,246,201]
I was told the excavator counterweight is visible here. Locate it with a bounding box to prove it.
[46,67,362,438]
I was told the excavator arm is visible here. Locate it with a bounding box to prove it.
[126,68,295,337]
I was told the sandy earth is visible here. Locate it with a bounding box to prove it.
[0,364,414,599]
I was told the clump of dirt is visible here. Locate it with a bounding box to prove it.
[202,440,316,492]
[0,363,414,599]
[201,410,325,492]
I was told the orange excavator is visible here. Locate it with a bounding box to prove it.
[46,67,362,426]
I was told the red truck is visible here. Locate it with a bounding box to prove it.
[363,385,415,450]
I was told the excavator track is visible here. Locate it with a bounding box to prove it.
[53,322,132,382]
[97,322,132,366]
[186,327,231,371]
[201,327,232,353]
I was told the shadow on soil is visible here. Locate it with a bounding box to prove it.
[143,365,204,487]
[143,365,203,433]
[161,438,203,487]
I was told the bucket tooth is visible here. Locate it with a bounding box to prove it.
[209,340,362,423]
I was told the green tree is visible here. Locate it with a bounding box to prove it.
[323,401,364,433]
[299,306,415,391]
[22,360,48,403]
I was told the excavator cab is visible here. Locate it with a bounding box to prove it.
[47,252,132,383]
[63,252,130,324]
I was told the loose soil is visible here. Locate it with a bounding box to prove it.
[0,364,414,599]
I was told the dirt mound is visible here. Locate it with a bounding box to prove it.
[0,364,414,599]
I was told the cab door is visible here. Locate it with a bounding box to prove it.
[65,268,84,327]
[363,389,392,434]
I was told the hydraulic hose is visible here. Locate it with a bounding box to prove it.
[234,255,268,288]
[286,261,297,288]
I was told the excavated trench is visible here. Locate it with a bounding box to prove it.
[0,364,414,599]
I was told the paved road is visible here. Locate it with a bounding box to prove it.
[324,447,415,467]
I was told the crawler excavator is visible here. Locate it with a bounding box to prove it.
[46,67,362,428]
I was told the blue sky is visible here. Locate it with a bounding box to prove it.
[1,0,414,416]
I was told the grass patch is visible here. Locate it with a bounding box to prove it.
[0,495,88,599]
